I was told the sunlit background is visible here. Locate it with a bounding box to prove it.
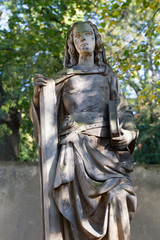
[0,0,160,163]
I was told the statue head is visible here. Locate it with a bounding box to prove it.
[64,21,109,69]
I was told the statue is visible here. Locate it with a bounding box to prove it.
[30,21,138,240]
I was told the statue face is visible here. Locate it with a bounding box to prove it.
[73,23,95,55]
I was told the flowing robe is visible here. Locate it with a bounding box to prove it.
[30,68,138,240]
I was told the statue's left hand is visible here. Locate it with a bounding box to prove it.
[111,129,136,150]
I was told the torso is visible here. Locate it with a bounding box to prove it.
[62,74,110,123]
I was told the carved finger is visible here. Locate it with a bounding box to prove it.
[34,74,47,79]
[112,139,127,145]
[34,78,47,83]
[112,136,125,142]
[116,145,126,150]
[34,82,47,86]
[112,140,128,147]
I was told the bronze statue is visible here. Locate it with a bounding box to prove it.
[30,21,138,240]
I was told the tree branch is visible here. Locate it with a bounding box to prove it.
[112,7,160,56]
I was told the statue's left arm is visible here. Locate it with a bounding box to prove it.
[109,73,139,154]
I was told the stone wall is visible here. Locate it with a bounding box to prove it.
[130,165,160,240]
[0,162,42,240]
[0,162,160,240]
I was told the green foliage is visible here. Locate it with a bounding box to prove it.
[0,123,12,138]
[134,102,160,164]
[0,0,160,163]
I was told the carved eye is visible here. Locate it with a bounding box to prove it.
[74,33,81,39]
[85,32,92,36]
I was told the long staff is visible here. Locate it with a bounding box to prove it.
[40,80,58,240]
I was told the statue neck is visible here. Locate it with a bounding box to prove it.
[78,53,94,68]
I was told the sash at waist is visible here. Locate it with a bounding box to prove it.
[60,112,109,133]
[60,122,110,145]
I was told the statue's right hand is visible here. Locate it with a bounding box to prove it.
[33,74,48,107]
[33,74,48,98]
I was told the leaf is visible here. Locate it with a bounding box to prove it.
[123,49,129,56]
[108,20,117,28]
[100,22,106,28]
[149,3,156,10]
[135,65,141,70]
[112,10,119,17]
[99,28,104,33]
[126,0,132,5]
[143,0,149,8]
[132,70,138,77]
[112,3,119,10]
[156,26,160,33]
[122,0,132,8]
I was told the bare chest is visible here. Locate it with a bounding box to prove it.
[67,74,108,92]
[62,74,110,115]
[64,74,109,95]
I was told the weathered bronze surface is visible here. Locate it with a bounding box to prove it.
[30,21,138,240]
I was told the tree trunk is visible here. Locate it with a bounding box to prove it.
[0,108,21,161]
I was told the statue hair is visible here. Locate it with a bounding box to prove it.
[64,21,110,71]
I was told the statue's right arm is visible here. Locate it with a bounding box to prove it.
[33,74,48,108]
[30,74,48,145]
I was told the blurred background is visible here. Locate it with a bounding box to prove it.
[0,0,160,163]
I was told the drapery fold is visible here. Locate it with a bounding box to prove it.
[53,134,137,240]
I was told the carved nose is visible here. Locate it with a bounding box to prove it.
[81,37,85,42]
[81,35,85,41]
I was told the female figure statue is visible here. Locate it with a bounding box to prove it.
[31,21,138,240]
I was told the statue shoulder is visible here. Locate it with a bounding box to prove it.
[52,69,68,79]
[104,66,117,83]
[52,69,74,85]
